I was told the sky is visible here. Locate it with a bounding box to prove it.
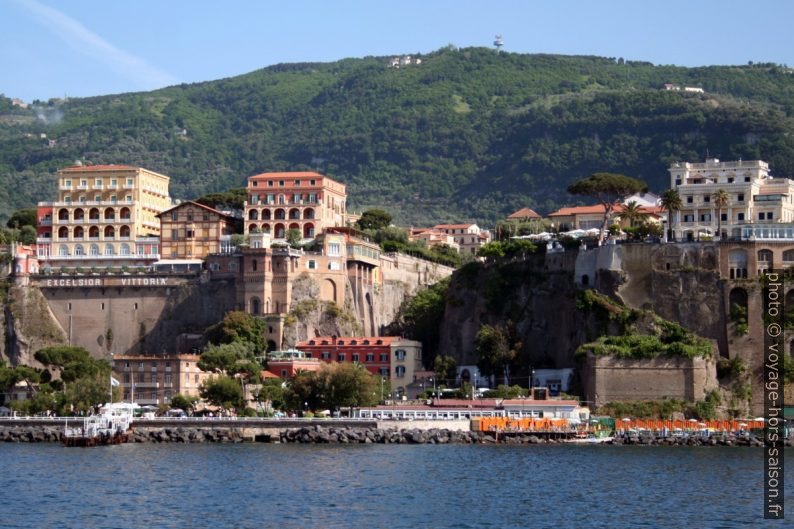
[2,0,793,102]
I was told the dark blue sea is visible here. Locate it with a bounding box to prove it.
[0,443,791,528]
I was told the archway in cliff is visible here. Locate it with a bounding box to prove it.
[728,287,748,333]
[267,340,277,353]
[365,292,375,336]
[322,279,337,303]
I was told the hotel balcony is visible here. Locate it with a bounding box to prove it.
[123,183,135,189]
[132,381,159,388]
[93,184,104,190]
[76,184,89,190]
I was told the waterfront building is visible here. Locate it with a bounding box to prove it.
[157,201,237,260]
[296,336,422,396]
[433,223,492,255]
[670,158,794,240]
[36,164,170,268]
[112,353,210,406]
[243,171,346,240]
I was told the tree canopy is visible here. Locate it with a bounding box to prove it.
[204,311,267,355]
[356,209,393,231]
[567,172,647,241]
[284,363,378,411]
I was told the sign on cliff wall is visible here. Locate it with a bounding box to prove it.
[34,276,184,288]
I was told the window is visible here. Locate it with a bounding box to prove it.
[738,193,744,202]
[721,213,728,221]
[268,180,274,187]
[767,212,773,220]
[110,179,118,187]
[759,212,765,220]
[737,213,745,221]
[380,354,388,362]
[95,178,102,187]
[187,212,193,221]
[395,366,406,378]
[171,229,178,240]
[126,178,133,186]
[171,211,179,221]
[366,354,374,362]
[745,177,751,182]
[105,244,114,255]
[675,179,681,186]
[279,180,284,187]
[395,349,407,361]
[337,353,346,362]
[321,352,330,359]
[328,243,341,256]
[686,196,693,203]
[203,213,210,221]
[683,214,694,222]
[703,195,710,203]
[310,179,316,186]
[294,179,301,186]
[229,262,238,272]
[307,260,316,269]
[352,354,360,362]
[209,262,220,271]
[186,229,195,239]
[699,213,711,222]
[379,367,389,376]
[79,196,86,203]
[328,261,341,271]
[94,195,101,202]
[728,177,734,183]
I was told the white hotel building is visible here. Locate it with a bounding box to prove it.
[670,159,794,241]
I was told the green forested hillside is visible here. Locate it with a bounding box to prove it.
[2,47,794,226]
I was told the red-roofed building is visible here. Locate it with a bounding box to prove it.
[296,336,422,397]
[506,207,542,221]
[243,171,347,240]
[547,204,665,231]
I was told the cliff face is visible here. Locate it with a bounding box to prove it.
[2,285,66,366]
[437,258,602,374]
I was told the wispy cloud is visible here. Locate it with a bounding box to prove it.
[14,0,178,91]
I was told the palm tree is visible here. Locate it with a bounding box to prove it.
[660,188,683,241]
[617,200,647,228]
[712,189,730,240]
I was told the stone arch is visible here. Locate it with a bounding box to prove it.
[263,209,272,220]
[303,223,315,238]
[784,249,794,262]
[758,249,773,262]
[57,226,69,239]
[249,209,259,220]
[120,207,131,220]
[289,223,300,232]
[267,340,277,352]
[303,208,314,220]
[89,208,100,220]
[275,209,285,220]
[104,225,115,238]
[274,223,285,238]
[73,208,84,221]
[58,208,69,221]
[322,278,337,303]
[74,226,84,239]
[104,207,115,221]
[89,226,99,238]
[261,223,271,233]
[120,225,131,238]
[248,223,258,233]
[289,208,300,220]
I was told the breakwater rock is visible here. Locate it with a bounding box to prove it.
[279,426,492,444]
[610,433,775,447]
[0,425,63,443]
[131,427,246,443]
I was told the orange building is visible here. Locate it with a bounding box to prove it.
[244,171,346,240]
[157,201,237,259]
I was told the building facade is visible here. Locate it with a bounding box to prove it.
[433,223,492,255]
[243,171,346,240]
[36,165,170,267]
[296,336,422,395]
[670,158,794,240]
[112,353,211,406]
[157,201,237,259]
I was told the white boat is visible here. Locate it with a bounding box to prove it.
[63,402,135,447]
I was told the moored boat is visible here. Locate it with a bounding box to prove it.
[62,402,134,447]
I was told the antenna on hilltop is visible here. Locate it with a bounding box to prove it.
[494,35,503,51]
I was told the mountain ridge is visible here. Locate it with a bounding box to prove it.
[1,46,793,226]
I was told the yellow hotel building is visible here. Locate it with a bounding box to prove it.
[36,164,171,266]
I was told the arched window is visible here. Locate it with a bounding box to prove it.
[58,208,69,221]
[74,244,84,256]
[250,297,261,315]
[758,249,773,262]
[89,208,100,220]
[73,208,85,221]
[120,207,131,220]
[275,209,286,220]
[303,208,314,220]
[249,209,259,220]
[74,226,84,239]
[120,244,131,256]
[262,209,272,220]
[58,226,69,239]
[104,208,115,221]
[120,225,131,238]
[104,226,115,238]
[104,244,115,256]
[90,244,99,256]
[252,259,258,272]
[303,223,315,238]
[289,208,300,220]
[89,226,99,239]
[59,245,69,256]
[783,249,794,262]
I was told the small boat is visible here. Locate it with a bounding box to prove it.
[62,402,134,447]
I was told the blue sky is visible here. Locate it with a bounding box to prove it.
[2,0,793,102]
